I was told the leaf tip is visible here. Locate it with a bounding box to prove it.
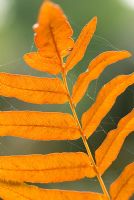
[93,16,98,22]
[87,16,97,32]
[124,50,132,58]
[118,50,132,59]
[91,16,98,26]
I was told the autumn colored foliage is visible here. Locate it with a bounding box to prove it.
[0,1,133,200]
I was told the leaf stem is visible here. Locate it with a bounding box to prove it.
[62,71,111,200]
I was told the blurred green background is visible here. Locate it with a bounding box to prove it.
[0,0,134,197]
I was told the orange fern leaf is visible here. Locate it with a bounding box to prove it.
[0,72,68,104]
[65,17,97,73]
[0,111,81,140]
[23,52,61,75]
[0,153,95,183]
[82,73,134,138]
[95,109,134,175]
[24,1,74,75]
[72,51,131,104]
[0,1,133,199]
[34,1,74,57]
[0,181,106,200]
[110,163,134,200]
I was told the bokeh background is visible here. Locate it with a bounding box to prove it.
[0,0,134,197]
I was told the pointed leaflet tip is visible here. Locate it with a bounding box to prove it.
[92,16,98,23]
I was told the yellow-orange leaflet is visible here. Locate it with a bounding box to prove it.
[82,73,134,138]
[24,1,74,74]
[34,1,74,57]
[0,72,68,104]
[72,51,131,104]
[110,163,134,200]
[0,111,81,140]
[0,153,95,183]
[24,52,61,75]
[65,17,97,73]
[0,182,106,200]
[0,0,133,199]
[95,109,134,175]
